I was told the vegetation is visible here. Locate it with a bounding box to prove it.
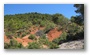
[4,39,24,49]
[28,34,36,40]
[38,38,59,49]
[52,32,67,44]
[4,4,84,49]
[28,42,41,49]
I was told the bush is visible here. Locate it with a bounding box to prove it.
[28,34,36,40]
[39,38,49,45]
[44,23,55,33]
[49,42,59,49]
[10,39,18,46]
[40,21,46,27]
[67,23,81,34]
[5,39,24,49]
[22,33,26,37]
[26,31,30,34]
[17,43,24,48]
[52,14,69,26]
[57,26,63,31]
[52,38,60,44]
[59,32,67,41]
[5,32,13,39]
[21,33,26,37]
[28,42,41,49]
[39,38,59,49]
[66,23,84,40]
[4,43,10,49]
[40,34,46,39]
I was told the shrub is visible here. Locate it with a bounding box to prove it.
[40,34,46,39]
[17,33,21,37]
[10,39,18,46]
[52,38,60,44]
[57,26,63,31]
[44,22,56,33]
[28,42,41,49]
[44,25,54,33]
[4,43,10,49]
[26,31,30,34]
[5,32,13,39]
[39,38,49,45]
[17,43,24,48]
[49,42,59,49]
[44,26,51,33]
[21,33,26,37]
[67,23,81,34]
[66,23,84,40]
[39,38,59,49]
[40,21,46,27]
[28,34,36,40]
[59,32,67,41]
[6,39,24,49]
[52,14,69,26]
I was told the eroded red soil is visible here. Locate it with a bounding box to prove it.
[4,35,10,43]
[13,35,33,47]
[47,27,62,41]
[4,26,62,47]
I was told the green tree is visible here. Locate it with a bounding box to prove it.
[74,4,84,25]
[74,4,84,19]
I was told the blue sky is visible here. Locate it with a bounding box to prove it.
[4,4,78,19]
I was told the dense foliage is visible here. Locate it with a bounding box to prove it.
[71,4,84,25]
[4,12,68,38]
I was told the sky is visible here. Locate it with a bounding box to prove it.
[4,4,78,19]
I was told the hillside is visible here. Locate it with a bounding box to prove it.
[4,12,84,49]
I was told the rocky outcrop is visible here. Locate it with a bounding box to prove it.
[58,40,84,49]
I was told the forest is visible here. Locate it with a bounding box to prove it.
[4,4,84,49]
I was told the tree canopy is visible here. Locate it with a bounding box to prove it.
[73,4,84,25]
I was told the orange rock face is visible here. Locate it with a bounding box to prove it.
[47,28,62,41]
